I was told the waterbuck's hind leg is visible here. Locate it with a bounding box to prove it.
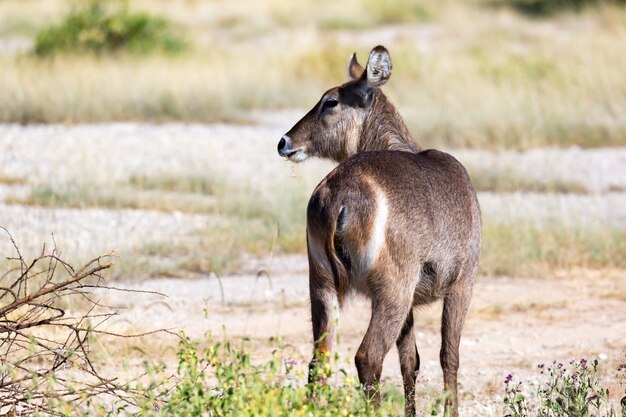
[355,270,415,409]
[440,280,474,417]
[308,264,337,385]
[396,309,420,417]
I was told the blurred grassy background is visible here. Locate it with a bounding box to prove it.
[5,167,625,279]
[1,0,626,149]
[1,5,624,414]
[1,0,625,280]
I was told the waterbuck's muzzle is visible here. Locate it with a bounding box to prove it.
[277,135,307,162]
[277,135,292,157]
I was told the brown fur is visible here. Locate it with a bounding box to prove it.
[278,46,481,417]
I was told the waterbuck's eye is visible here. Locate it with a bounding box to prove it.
[323,98,339,110]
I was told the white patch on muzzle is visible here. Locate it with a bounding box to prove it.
[289,149,308,162]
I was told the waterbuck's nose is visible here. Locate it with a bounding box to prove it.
[277,135,292,157]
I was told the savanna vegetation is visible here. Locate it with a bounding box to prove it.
[1,0,626,149]
[6,172,626,278]
[503,359,626,417]
[2,0,620,278]
[1,0,625,415]
[4,238,621,415]
[33,0,187,56]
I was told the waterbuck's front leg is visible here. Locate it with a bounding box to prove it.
[396,310,420,417]
[355,270,415,409]
[308,265,337,384]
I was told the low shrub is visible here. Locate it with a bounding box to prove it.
[34,0,188,56]
[119,334,405,416]
[503,358,626,417]
[503,0,626,17]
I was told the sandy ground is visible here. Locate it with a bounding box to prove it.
[1,120,625,415]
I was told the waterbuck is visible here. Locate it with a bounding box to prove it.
[277,45,481,417]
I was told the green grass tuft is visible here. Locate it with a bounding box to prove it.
[502,0,626,17]
[34,0,188,57]
[122,334,405,416]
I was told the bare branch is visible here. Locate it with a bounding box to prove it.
[0,230,171,416]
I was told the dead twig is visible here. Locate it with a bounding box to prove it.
[0,228,171,415]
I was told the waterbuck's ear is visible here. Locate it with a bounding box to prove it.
[348,52,364,80]
[365,45,392,88]
[341,47,389,107]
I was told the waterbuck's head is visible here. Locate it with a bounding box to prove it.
[277,45,417,163]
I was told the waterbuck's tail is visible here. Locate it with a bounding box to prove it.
[324,204,350,308]
[307,193,350,308]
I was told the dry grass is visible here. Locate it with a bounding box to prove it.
[474,300,569,320]
[468,170,589,193]
[3,0,624,279]
[0,172,27,185]
[607,184,626,192]
[127,221,270,278]
[7,183,217,213]
[128,174,215,194]
[130,0,433,32]
[1,1,625,149]
[9,175,625,279]
[0,0,61,36]
[7,173,310,277]
[601,287,626,302]
[480,219,626,277]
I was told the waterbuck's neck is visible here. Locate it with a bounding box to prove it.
[358,91,422,154]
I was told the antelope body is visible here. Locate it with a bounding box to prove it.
[277,46,481,416]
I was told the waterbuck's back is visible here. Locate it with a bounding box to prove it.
[307,149,481,305]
